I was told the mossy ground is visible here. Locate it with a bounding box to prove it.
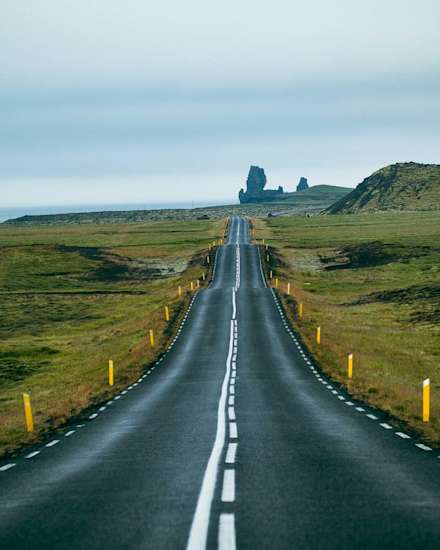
[0,219,225,456]
[254,211,440,443]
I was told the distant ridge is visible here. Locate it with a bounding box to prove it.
[326,162,440,214]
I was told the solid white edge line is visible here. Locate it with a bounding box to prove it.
[186,320,234,550]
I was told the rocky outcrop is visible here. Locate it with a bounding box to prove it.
[296,177,309,192]
[239,166,284,204]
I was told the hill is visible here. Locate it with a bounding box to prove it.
[326,162,440,214]
[280,184,351,206]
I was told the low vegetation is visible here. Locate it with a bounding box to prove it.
[255,211,440,443]
[327,162,440,214]
[0,218,224,456]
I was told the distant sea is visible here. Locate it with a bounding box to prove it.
[0,201,234,223]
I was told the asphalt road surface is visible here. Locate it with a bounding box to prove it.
[1,216,440,549]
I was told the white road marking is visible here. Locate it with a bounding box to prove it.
[65,430,76,437]
[380,423,393,430]
[0,463,16,471]
[230,386,235,395]
[99,406,106,412]
[229,422,238,439]
[232,289,237,320]
[45,440,59,447]
[396,432,411,439]
[186,320,234,550]
[221,469,235,502]
[228,395,235,406]
[355,407,365,412]
[218,514,236,550]
[89,413,98,419]
[366,414,378,420]
[345,401,354,406]
[228,407,236,421]
[225,442,237,464]
[415,443,432,451]
[231,371,236,379]
[25,451,40,459]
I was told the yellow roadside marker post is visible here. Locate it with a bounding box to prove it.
[22,392,34,433]
[165,305,170,322]
[287,282,291,295]
[348,353,353,379]
[299,302,303,319]
[262,239,265,245]
[202,272,206,281]
[316,326,321,345]
[149,329,155,347]
[423,378,430,423]
[269,270,273,280]
[178,285,182,298]
[190,281,194,291]
[197,279,200,289]
[275,278,279,289]
[109,360,114,386]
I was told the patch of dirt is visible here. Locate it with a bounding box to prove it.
[348,284,440,324]
[320,241,431,270]
[56,245,163,282]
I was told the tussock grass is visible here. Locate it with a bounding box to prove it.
[0,219,226,456]
[254,211,440,443]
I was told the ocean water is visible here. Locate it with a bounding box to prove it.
[0,201,234,223]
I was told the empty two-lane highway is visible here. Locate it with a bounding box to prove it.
[1,217,440,549]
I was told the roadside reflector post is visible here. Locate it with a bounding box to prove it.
[22,392,34,433]
[287,282,291,295]
[207,255,210,264]
[108,360,114,386]
[423,378,430,423]
[275,278,279,289]
[262,238,265,245]
[202,272,206,281]
[149,329,155,347]
[270,270,273,279]
[178,285,182,298]
[267,254,270,262]
[190,281,194,291]
[348,353,353,379]
[197,279,200,288]
[316,326,321,345]
[299,302,303,319]
[165,305,170,322]
[266,244,268,251]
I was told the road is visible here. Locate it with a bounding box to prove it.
[1,216,440,549]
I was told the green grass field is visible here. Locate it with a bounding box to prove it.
[0,219,224,456]
[255,211,440,443]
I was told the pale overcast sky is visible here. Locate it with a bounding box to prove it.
[1,1,439,206]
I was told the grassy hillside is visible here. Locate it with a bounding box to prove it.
[280,184,351,206]
[327,162,440,214]
[254,211,440,443]
[0,218,224,456]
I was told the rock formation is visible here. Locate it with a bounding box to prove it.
[239,166,285,204]
[296,177,309,192]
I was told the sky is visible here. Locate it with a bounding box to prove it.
[1,0,439,206]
